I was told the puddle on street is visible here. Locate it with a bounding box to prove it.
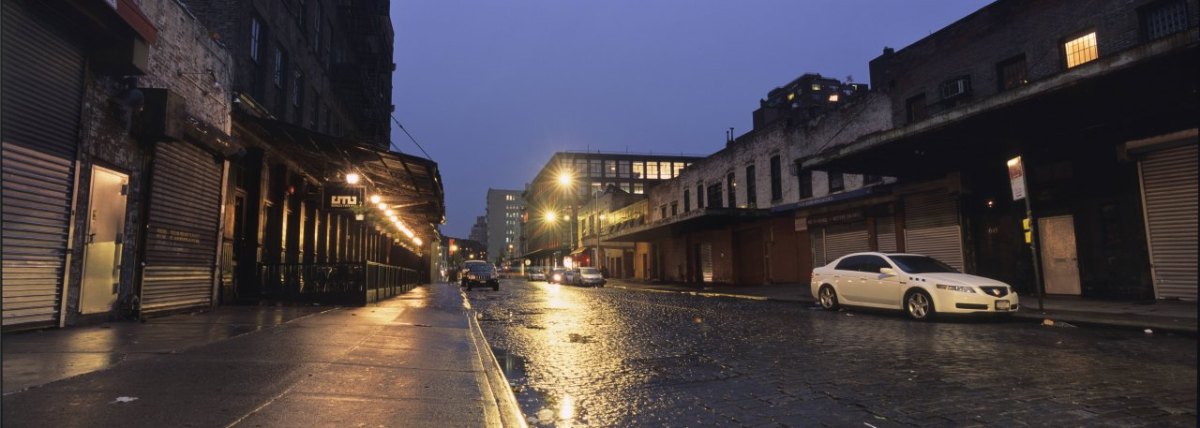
[492,346,586,427]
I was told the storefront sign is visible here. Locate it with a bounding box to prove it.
[795,217,808,231]
[325,187,364,210]
[806,210,864,226]
[1007,156,1026,201]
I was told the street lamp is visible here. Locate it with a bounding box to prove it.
[555,171,580,268]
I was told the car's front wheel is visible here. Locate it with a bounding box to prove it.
[905,290,935,321]
[818,285,839,310]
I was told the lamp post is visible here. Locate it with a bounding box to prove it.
[557,172,579,267]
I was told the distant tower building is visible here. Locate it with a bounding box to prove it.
[486,189,525,264]
[468,215,488,254]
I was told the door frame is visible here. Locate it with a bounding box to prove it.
[79,165,130,315]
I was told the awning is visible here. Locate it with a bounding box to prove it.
[569,247,591,257]
[519,247,565,260]
[233,112,445,243]
[604,207,771,243]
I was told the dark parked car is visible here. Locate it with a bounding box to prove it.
[463,262,500,291]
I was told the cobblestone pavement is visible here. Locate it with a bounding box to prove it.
[467,279,1197,427]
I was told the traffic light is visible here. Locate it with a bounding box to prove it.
[1022,217,1032,244]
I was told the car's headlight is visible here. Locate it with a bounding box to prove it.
[936,284,975,293]
[468,274,477,280]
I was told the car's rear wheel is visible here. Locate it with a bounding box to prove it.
[905,290,935,321]
[818,285,839,310]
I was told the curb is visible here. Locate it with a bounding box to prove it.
[466,304,528,428]
[607,284,1194,334]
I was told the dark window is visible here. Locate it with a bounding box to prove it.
[938,76,971,100]
[829,171,844,192]
[906,94,927,123]
[835,255,868,272]
[997,55,1028,92]
[273,46,288,112]
[671,202,678,216]
[249,17,264,63]
[726,172,736,208]
[589,159,602,177]
[745,165,757,207]
[864,174,882,185]
[683,190,691,213]
[292,71,303,112]
[696,184,704,208]
[858,256,891,273]
[1141,0,1189,41]
[314,5,323,53]
[297,0,308,31]
[660,205,667,219]
[706,184,722,209]
[799,171,813,198]
[769,155,782,201]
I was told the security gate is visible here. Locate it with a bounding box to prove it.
[904,193,963,271]
[1139,143,1198,300]
[1,0,85,328]
[139,142,224,314]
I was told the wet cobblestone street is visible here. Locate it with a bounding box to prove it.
[467,279,1197,427]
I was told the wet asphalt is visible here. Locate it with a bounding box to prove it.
[468,279,1198,427]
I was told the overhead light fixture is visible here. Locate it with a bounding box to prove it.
[346,173,360,185]
[370,194,381,204]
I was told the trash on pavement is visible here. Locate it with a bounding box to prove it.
[110,396,138,404]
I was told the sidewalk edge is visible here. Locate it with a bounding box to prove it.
[468,309,528,428]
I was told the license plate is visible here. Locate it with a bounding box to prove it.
[995,300,1010,310]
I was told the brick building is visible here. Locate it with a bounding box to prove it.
[803,0,1198,300]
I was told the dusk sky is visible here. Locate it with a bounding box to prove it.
[389,1,994,238]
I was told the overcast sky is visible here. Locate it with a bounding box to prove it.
[389,0,994,238]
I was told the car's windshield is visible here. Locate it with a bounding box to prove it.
[467,264,493,273]
[580,267,600,274]
[888,255,958,273]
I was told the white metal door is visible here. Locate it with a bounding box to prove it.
[1039,215,1081,295]
[80,167,128,314]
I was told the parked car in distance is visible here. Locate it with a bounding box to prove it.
[548,268,566,284]
[463,262,500,291]
[573,267,605,287]
[811,252,1018,321]
[527,267,546,281]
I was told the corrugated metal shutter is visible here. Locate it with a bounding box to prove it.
[1,0,84,328]
[876,216,897,253]
[1140,144,1197,300]
[700,243,713,283]
[904,193,963,271]
[824,222,870,262]
[140,142,223,314]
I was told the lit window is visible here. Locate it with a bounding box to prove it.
[828,94,839,102]
[787,92,795,101]
[811,84,820,91]
[1064,32,1098,68]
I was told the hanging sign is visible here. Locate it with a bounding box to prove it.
[325,186,364,210]
[1007,156,1026,201]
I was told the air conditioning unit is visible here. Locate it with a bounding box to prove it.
[940,77,971,100]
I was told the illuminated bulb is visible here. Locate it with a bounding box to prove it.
[377,203,387,210]
[345,173,360,184]
[370,194,381,204]
[385,209,394,216]
[413,238,423,246]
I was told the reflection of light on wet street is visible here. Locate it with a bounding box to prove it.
[558,394,575,421]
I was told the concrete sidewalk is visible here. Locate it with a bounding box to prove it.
[1,283,525,427]
[606,279,1198,334]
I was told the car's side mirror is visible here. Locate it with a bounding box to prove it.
[879,267,897,277]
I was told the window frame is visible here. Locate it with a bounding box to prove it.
[1062,30,1099,69]
[745,164,757,207]
[769,155,783,201]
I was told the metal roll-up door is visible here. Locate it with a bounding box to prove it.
[824,222,870,262]
[140,142,223,314]
[1140,143,1198,300]
[1,0,85,328]
[876,216,897,253]
[904,193,963,270]
[810,228,826,268]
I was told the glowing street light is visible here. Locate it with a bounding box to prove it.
[544,211,557,222]
[370,194,381,204]
[345,173,360,185]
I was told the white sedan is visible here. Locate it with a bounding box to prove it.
[810,252,1019,320]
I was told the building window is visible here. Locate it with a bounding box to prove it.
[660,162,673,178]
[706,184,723,209]
[745,164,757,207]
[683,189,691,213]
[696,184,704,208]
[906,94,927,123]
[575,159,588,177]
[660,205,667,219]
[605,160,617,178]
[726,172,736,208]
[673,162,684,177]
[633,183,644,194]
[297,0,308,30]
[671,202,678,216]
[292,71,304,110]
[799,171,813,198]
[250,16,264,63]
[617,161,630,178]
[646,162,659,179]
[632,162,644,179]
[314,5,323,53]
[769,155,782,201]
[997,55,1028,92]
[938,76,971,100]
[620,183,631,193]
[1064,32,1098,68]
[1141,0,1189,41]
[273,47,286,88]
[829,171,844,193]
[864,174,882,185]
[589,159,602,178]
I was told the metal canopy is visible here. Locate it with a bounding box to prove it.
[234,113,445,242]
